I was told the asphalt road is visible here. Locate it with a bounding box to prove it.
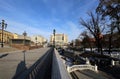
[0,47,50,79]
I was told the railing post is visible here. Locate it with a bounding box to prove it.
[95,64,98,72]
[86,57,90,65]
[111,60,115,66]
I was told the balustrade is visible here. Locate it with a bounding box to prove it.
[67,64,98,73]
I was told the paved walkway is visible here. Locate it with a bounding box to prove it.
[0,47,50,79]
[73,70,115,79]
[0,46,19,53]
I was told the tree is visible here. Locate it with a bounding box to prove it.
[80,12,105,54]
[107,24,114,54]
[96,0,120,33]
[75,39,81,47]
[81,31,93,52]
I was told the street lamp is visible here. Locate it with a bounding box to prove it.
[62,34,64,46]
[7,37,9,44]
[0,20,7,47]
[35,36,37,46]
[53,29,56,47]
[23,31,27,45]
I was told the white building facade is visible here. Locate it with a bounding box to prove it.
[50,34,68,46]
[31,35,47,45]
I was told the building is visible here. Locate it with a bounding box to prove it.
[50,34,68,46]
[0,29,14,44]
[31,35,47,45]
[10,33,31,47]
[13,33,31,40]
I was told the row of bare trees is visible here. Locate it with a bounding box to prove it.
[80,0,120,55]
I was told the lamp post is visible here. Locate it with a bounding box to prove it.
[0,20,7,47]
[7,37,9,44]
[53,29,56,48]
[23,31,27,45]
[62,34,64,47]
[35,36,37,46]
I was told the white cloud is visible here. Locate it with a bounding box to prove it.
[53,21,83,41]
[66,21,82,40]
[6,20,51,40]
[0,0,98,42]
[3,18,83,42]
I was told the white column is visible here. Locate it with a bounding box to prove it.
[86,57,90,65]
[95,64,98,72]
[67,66,70,72]
[112,60,115,66]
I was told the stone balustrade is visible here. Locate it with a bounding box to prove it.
[15,48,53,79]
[67,64,98,73]
[12,48,71,79]
[51,49,71,79]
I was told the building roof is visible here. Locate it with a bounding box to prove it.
[0,29,13,34]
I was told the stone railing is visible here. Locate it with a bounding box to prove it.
[51,49,71,79]
[14,48,53,79]
[67,64,98,73]
[13,48,71,79]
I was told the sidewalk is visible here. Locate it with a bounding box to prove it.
[0,46,19,53]
[0,48,50,79]
[0,46,21,58]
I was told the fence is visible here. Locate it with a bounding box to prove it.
[51,49,71,79]
[67,64,98,73]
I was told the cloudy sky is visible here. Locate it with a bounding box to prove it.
[0,0,98,41]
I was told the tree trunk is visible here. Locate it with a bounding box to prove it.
[96,38,103,55]
[108,31,113,54]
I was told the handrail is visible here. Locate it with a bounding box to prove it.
[15,48,53,79]
[51,49,71,79]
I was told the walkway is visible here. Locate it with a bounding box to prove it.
[70,70,115,79]
[0,47,50,79]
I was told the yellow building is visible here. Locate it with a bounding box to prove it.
[13,33,31,40]
[0,29,14,43]
[13,33,19,39]
[50,34,68,46]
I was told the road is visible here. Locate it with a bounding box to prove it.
[0,47,50,79]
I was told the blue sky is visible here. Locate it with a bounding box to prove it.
[0,0,98,41]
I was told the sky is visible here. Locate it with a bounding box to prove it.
[0,0,99,41]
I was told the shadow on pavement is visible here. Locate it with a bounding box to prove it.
[12,48,53,79]
[0,53,8,58]
[12,51,27,79]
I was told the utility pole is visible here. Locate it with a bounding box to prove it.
[0,20,7,47]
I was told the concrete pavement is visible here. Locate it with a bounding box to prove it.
[0,47,50,79]
[0,46,19,53]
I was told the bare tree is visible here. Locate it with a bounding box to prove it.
[80,12,105,54]
[81,31,93,52]
[96,0,120,34]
